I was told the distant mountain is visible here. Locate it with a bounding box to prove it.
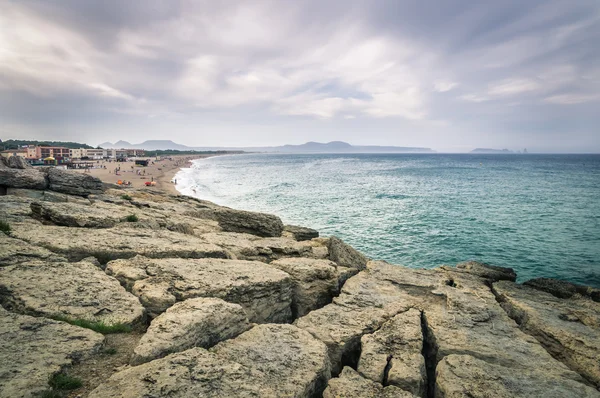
[470,148,514,154]
[98,140,435,153]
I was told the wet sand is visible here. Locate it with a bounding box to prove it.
[71,154,216,195]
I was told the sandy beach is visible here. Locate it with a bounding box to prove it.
[71,154,216,195]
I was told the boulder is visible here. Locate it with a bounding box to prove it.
[284,224,319,241]
[0,233,66,266]
[89,348,277,397]
[358,308,426,396]
[131,297,251,365]
[10,224,230,263]
[493,280,600,387]
[47,167,105,196]
[269,257,357,317]
[524,277,600,302]
[211,324,331,397]
[189,207,284,237]
[0,168,48,190]
[0,307,104,398]
[323,367,417,398]
[7,155,32,169]
[328,236,368,269]
[106,256,293,322]
[0,259,145,327]
[453,260,517,282]
[436,354,600,398]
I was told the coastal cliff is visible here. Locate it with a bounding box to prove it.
[0,158,599,397]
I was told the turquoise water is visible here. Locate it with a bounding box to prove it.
[176,154,600,287]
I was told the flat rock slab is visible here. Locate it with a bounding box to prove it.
[270,257,357,317]
[0,233,65,266]
[0,168,48,190]
[106,256,293,322]
[358,308,426,396]
[211,324,331,397]
[494,280,600,387]
[0,307,104,398]
[452,260,517,282]
[30,200,128,228]
[132,297,251,365]
[324,367,417,398]
[0,259,145,326]
[10,224,230,263]
[283,224,319,241]
[189,206,284,237]
[436,354,600,398]
[91,324,330,398]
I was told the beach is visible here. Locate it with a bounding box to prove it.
[70,154,214,195]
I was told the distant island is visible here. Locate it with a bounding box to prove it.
[470,148,514,154]
[99,140,435,154]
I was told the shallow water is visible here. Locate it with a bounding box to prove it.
[176,153,600,287]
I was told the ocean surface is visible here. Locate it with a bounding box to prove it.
[176,153,600,287]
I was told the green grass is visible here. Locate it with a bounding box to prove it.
[125,214,138,222]
[103,347,117,355]
[51,315,132,334]
[0,220,11,235]
[121,194,132,201]
[48,373,82,390]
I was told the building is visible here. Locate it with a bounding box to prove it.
[36,146,71,162]
[0,149,27,159]
[69,148,86,159]
[85,149,106,159]
[25,146,37,159]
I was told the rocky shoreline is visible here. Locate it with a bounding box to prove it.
[1,156,599,397]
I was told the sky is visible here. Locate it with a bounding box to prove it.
[0,0,599,152]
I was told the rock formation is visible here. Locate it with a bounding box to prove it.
[0,162,598,397]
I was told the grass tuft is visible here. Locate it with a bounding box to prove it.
[51,315,132,334]
[0,220,11,235]
[121,194,132,201]
[49,373,82,390]
[125,214,138,222]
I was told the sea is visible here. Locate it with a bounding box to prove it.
[175,153,600,288]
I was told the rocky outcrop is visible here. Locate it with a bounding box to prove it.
[0,168,48,190]
[453,260,517,282]
[131,297,251,365]
[30,200,120,228]
[328,236,368,270]
[270,257,357,317]
[106,256,293,322]
[0,307,104,398]
[0,233,66,266]
[211,324,331,397]
[493,280,600,387]
[7,156,32,169]
[0,259,145,327]
[10,223,230,263]
[358,308,426,396]
[284,224,319,241]
[46,167,105,196]
[91,324,330,398]
[323,367,417,398]
[189,206,284,237]
[524,277,600,302]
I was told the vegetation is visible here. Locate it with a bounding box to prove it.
[121,194,132,201]
[50,315,132,334]
[125,214,139,222]
[1,139,94,150]
[103,347,118,355]
[48,373,82,390]
[0,220,10,235]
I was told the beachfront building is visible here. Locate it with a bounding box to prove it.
[0,149,28,159]
[85,149,106,159]
[25,146,37,159]
[70,148,85,159]
[36,146,71,162]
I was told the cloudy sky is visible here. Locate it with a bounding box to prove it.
[1,0,599,152]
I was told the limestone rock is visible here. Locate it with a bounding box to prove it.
[453,260,517,282]
[524,277,600,302]
[436,354,600,398]
[494,280,600,387]
[212,323,331,397]
[0,168,48,190]
[0,307,104,398]
[10,224,230,263]
[358,308,426,396]
[202,232,312,262]
[46,167,105,196]
[131,297,251,365]
[89,348,277,397]
[7,155,32,169]
[284,224,319,241]
[324,367,417,398]
[0,233,65,266]
[191,207,284,237]
[5,188,45,200]
[0,259,145,327]
[106,256,293,322]
[30,201,122,228]
[328,236,368,269]
[270,257,357,317]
